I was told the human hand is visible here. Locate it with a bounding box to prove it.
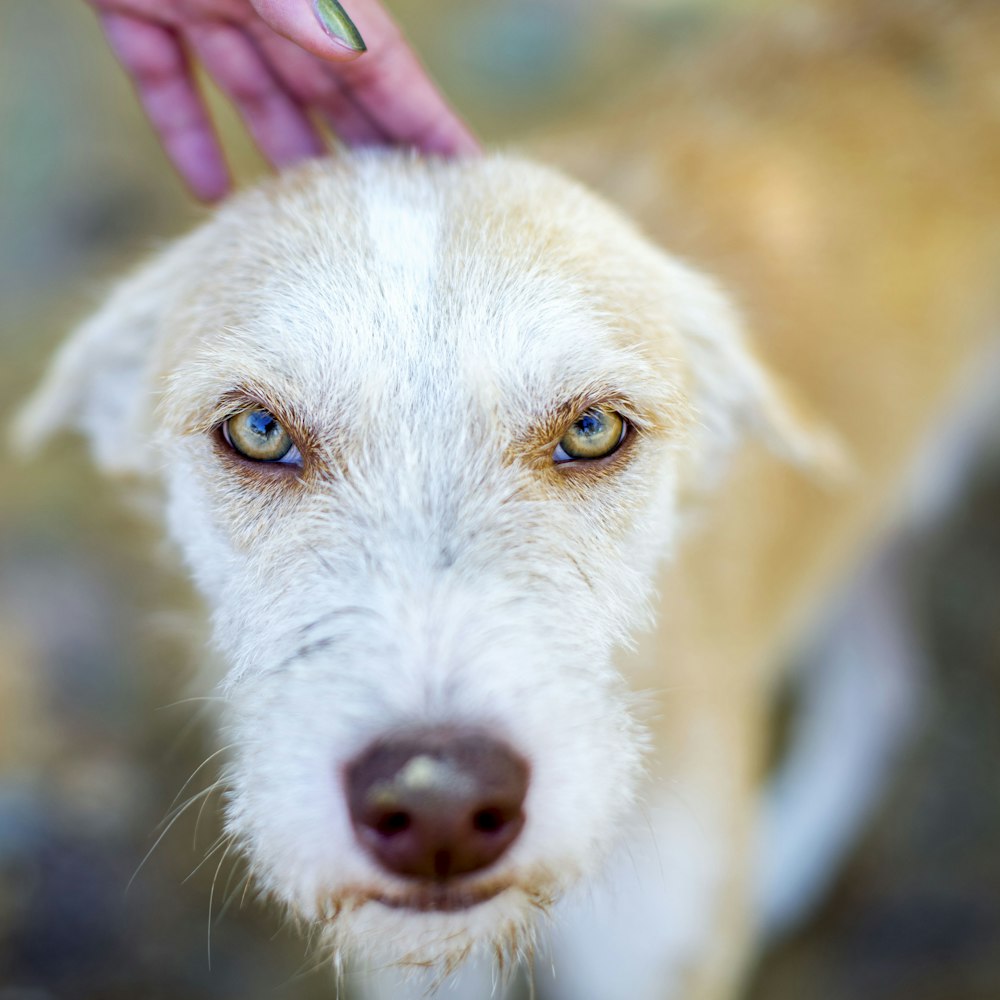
[89,0,479,200]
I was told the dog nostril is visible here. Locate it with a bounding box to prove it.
[472,807,505,833]
[346,730,529,881]
[375,811,411,837]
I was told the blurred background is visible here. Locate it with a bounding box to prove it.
[1,1,999,998]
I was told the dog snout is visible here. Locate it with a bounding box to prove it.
[346,730,529,879]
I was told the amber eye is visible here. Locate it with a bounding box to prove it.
[223,408,300,464]
[554,407,626,463]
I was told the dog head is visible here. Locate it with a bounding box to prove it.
[18,152,830,970]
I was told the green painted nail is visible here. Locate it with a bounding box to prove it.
[314,0,366,52]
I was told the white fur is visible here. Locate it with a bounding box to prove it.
[18,152,825,994]
[541,789,728,1000]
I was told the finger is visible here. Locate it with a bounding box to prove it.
[248,0,367,60]
[244,20,388,146]
[317,88,390,148]
[249,0,479,155]
[99,12,231,200]
[305,1,480,156]
[185,21,325,170]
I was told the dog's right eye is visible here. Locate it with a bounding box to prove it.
[554,407,626,463]
[223,408,301,464]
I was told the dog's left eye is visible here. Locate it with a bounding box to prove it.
[223,408,302,464]
[554,407,627,463]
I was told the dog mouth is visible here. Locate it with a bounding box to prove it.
[324,875,553,918]
[371,885,505,913]
[368,881,507,912]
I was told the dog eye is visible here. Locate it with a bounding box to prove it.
[223,408,301,464]
[554,407,626,463]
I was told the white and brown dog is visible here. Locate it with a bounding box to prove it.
[17,2,1000,998]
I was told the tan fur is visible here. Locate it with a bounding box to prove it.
[536,3,1000,993]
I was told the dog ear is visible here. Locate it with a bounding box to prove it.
[15,238,200,477]
[660,255,849,488]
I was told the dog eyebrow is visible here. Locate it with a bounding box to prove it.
[546,393,642,438]
[539,374,686,439]
[169,382,307,441]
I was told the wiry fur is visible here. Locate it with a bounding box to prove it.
[18,153,821,986]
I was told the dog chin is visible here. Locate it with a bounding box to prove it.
[309,876,557,970]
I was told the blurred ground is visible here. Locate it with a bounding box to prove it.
[1,1,998,998]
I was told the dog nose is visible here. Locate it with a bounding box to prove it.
[346,730,529,879]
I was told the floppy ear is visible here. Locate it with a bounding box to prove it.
[658,255,849,489]
[15,238,200,477]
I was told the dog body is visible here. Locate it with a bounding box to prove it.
[19,2,1000,998]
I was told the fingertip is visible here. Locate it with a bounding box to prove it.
[189,167,232,203]
[439,127,483,158]
[313,0,367,54]
[400,112,483,159]
[250,0,365,62]
[176,142,232,202]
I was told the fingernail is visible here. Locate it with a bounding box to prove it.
[314,0,366,52]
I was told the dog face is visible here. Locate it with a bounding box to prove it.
[19,153,822,970]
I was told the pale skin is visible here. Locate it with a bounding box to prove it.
[86,0,480,200]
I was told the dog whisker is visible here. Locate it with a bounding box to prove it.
[206,836,237,971]
[127,784,224,894]
[155,694,228,711]
[214,867,252,927]
[282,934,343,989]
[164,743,235,818]
[183,829,231,884]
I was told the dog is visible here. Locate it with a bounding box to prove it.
[16,1,1000,998]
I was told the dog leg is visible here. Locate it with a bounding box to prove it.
[754,543,922,938]
[536,791,743,1000]
[757,343,1000,937]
